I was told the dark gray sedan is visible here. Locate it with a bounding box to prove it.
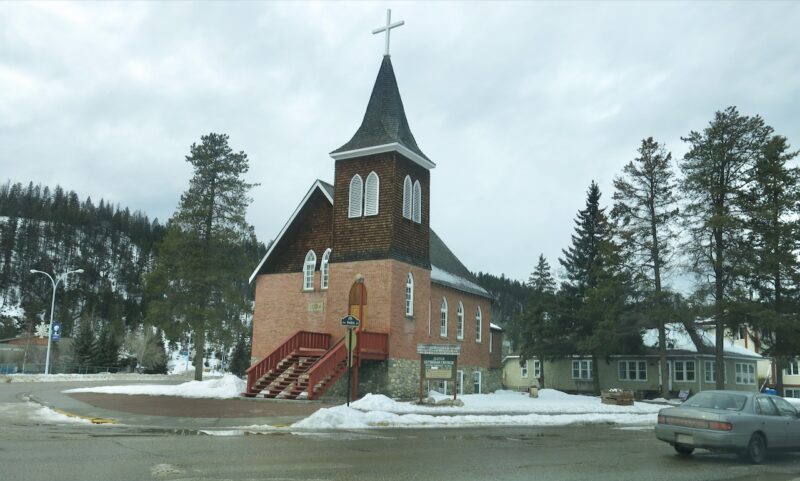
[655,390,800,463]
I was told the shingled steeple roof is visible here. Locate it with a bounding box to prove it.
[330,56,435,169]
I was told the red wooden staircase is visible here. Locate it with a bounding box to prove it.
[244,330,388,400]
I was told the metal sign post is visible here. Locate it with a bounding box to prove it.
[341,315,360,406]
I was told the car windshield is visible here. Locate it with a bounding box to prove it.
[684,392,747,411]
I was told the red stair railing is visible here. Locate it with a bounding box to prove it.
[359,332,389,360]
[245,330,331,395]
[305,336,348,399]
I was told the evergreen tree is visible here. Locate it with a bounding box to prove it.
[742,135,800,394]
[92,323,120,368]
[680,106,773,389]
[518,254,558,388]
[72,319,95,367]
[145,133,257,381]
[611,137,679,397]
[229,334,251,377]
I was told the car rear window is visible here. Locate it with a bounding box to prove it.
[684,392,747,411]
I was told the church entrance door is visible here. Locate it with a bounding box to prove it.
[348,281,367,332]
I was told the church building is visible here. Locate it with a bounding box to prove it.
[246,20,502,400]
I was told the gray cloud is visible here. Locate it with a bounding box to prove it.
[1,2,798,285]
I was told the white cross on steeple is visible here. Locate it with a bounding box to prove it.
[372,9,404,56]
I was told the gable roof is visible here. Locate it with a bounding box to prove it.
[248,180,333,284]
[642,324,762,359]
[249,179,490,299]
[330,56,435,170]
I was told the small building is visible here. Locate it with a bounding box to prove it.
[504,324,762,397]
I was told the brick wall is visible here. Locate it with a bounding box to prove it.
[428,283,492,368]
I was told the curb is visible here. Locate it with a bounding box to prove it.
[27,393,118,425]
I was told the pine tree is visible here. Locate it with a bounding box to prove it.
[680,106,773,389]
[145,133,257,381]
[742,135,800,394]
[72,319,95,368]
[611,137,679,397]
[518,254,558,388]
[229,334,251,377]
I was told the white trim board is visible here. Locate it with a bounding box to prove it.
[330,142,436,170]
[248,180,333,284]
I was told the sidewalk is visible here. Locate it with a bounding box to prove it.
[29,386,333,430]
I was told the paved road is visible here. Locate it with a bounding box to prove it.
[3,381,800,481]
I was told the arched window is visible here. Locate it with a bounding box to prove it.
[320,248,331,290]
[405,272,414,317]
[440,298,448,337]
[303,250,316,291]
[457,301,464,340]
[364,171,379,216]
[348,174,363,218]
[412,180,422,223]
[475,306,483,342]
[402,175,412,219]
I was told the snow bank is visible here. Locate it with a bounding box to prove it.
[290,405,656,430]
[350,390,663,415]
[64,374,245,399]
[33,405,93,425]
[9,373,186,383]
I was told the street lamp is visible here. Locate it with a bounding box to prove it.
[29,268,84,375]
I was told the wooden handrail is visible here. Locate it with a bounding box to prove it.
[306,336,348,398]
[359,332,388,354]
[246,330,331,394]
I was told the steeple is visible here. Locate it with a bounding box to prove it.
[330,56,435,170]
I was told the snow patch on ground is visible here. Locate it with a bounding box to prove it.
[63,374,244,399]
[7,373,190,383]
[32,405,93,425]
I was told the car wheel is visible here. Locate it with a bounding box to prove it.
[674,444,695,456]
[742,433,766,464]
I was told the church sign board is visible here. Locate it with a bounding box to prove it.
[417,344,461,402]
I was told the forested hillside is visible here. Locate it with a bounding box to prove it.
[475,271,530,351]
[0,181,166,339]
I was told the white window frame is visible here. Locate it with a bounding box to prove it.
[405,272,414,317]
[786,360,800,376]
[303,250,316,291]
[457,370,464,395]
[572,360,592,380]
[320,248,331,290]
[364,171,379,216]
[735,362,756,385]
[533,359,541,379]
[412,180,422,223]
[473,370,482,394]
[673,360,696,382]
[402,175,412,219]
[475,306,482,343]
[521,360,528,378]
[440,298,448,337]
[704,360,716,383]
[785,388,800,398]
[618,360,647,381]
[456,301,464,340]
[348,174,363,218]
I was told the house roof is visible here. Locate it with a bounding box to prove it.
[250,180,490,299]
[642,324,762,359]
[330,56,435,170]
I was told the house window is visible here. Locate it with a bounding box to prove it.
[402,175,412,219]
[440,298,448,337]
[489,330,493,353]
[428,379,447,395]
[785,389,800,398]
[785,360,800,376]
[412,180,422,223]
[735,363,756,385]
[364,171,379,216]
[473,371,482,394]
[521,360,528,378]
[572,360,592,380]
[456,302,464,340]
[475,306,482,342]
[348,174,363,218]
[320,248,331,290]
[704,360,716,383]
[618,360,647,381]
[533,360,541,379]
[303,250,316,291]
[457,370,464,395]
[673,360,696,382]
[405,273,414,317]
[734,326,747,340]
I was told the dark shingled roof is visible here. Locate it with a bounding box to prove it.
[429,229,490,298]
[331,56,431,163]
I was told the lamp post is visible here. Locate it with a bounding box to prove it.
[29,268,84,375]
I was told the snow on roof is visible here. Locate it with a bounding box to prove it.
[642,323,761,359]
[490,323,503,331]
[430,265,490,298]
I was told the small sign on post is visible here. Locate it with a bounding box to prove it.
[51,322,62,342]
[341,315,360,406]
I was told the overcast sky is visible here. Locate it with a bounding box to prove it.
[2,2,799,287]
